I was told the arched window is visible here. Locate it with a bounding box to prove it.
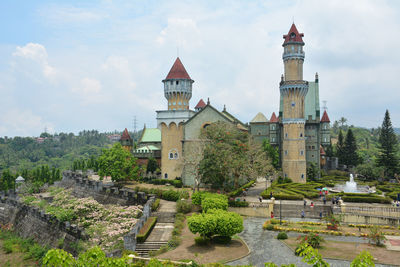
[164,173,168,179]
[174,152,178,159]
[169,153,174,159]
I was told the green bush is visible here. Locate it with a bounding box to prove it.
[269,219,280,225]
[191,191,204,205]
[45,206,76,222]
[277,232,288,240]
[201,197,228,212]
[176,200,193,214]
[137,217,157,243]
[265,224,274,231]
[151,198,160,211]
[228,200,249,207]
[161,190,180,201]
[298,233,324,248]
[188,209,243,239]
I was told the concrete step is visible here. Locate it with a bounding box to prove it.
[135,241,168,257]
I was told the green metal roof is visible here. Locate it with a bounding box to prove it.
[140,128,161,143]
[305,82,320,120]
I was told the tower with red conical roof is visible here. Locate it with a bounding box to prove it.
[321,110,331,146]
[162,57,194,111]
[280,23,308,183]
[120,128,133,151]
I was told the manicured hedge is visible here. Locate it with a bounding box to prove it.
[326,192,392,204]
[201,196,228,212]
[147,179,183,188]
[228,200,249,207]
[387,191,400,200]
[261,182,321,200]
[134,186,189,202]
[227,180,256,197]
[137,217,157,243]
[191,192,227,206]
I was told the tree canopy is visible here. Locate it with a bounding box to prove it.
[198,122,274,191]
[98,143,139,182]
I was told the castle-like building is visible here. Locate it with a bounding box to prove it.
[121,23,331,185]
[250,23,331,183]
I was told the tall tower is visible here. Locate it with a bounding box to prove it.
[157,57,196,180]
[163,57,194,110]
[280,23,308,183]
[120,128,133,152]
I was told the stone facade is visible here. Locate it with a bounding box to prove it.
[250,24,331,182]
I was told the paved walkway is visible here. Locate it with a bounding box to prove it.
[228,217,395,267]
[146,200,176,242]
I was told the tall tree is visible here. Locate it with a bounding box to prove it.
[198,122,274,191]
[336,130,345,164]
[98,143,139,182]
[377,110,399,178]
[339,117,347,128]
[343,129,360,167]
[262,139,279,169]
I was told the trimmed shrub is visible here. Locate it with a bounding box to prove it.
[201,197,228,212]
[228,200,249,207]
[277,232,288,240]
[265,224,274,231]
[137,217,157,243]
[161,190,180,201]
[176,200,193,214]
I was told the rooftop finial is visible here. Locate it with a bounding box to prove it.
[315,72,319,82]
[207,98,210,105]
[223,104,226,112]
[281,74,284,82]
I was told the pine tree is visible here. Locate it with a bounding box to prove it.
[377,110,399,178]
[336,130,345,164]
[343,129,359,167]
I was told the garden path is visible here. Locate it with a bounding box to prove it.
[227,217,394,267]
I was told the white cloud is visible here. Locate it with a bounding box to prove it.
[40,6,107,25]
[0,109,54,137]
[71,78,105,105]
[12,43,56,78]
[157,18,202,49]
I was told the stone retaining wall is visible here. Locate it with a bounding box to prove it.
[0,192,82,253]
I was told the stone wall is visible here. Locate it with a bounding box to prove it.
[61,171,149,205]
[0,192,83,253]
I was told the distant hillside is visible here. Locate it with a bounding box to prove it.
[330,126,400,162]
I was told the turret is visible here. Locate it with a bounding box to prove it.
[120,128,133,151]
[162,57,193,110]
[282,23,305,81]
[320,110,331,146]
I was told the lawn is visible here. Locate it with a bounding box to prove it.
[283,237,400,266]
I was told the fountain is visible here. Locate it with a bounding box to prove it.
[332,174,373,193]
[344,174,357,193]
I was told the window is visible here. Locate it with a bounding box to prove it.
[291,101,295,107]
[169,153,173,159]
[284,173,288,178]
[176,81,179,85]
[300,133,303,137]
[170,81,173,85]
[301,174,304,179]
[272,125,275,130]
[312,146,315,149]
[285,133,288,138]
[272,137,275,142]
[311,154,314,158]
[285,150,288,155]
[173,102,176,105]
[174,152,178,159]
[164,173,168,179]
[324,125,327,129]
[300,150,304,156]
[324,137,327,142]
[258,131,261,135]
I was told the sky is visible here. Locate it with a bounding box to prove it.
[1,0,400,137]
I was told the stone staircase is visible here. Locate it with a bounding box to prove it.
[273,203,333,219]
[135,241,168,257]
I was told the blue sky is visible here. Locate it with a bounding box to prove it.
[1,0,400,136]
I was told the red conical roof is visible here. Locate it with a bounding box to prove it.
[121,128,132,140]
[165,57,191,80]
[283,23,304,45]
[195,99,206,109]
[320,145,326,155]
[270,112,279,123]
[321,110,330,123]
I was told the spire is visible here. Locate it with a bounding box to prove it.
[270,112,279,123]
[321,110,330,123]
[207,98,210,105]
[223,104,226,112]
[315,72,319,82]
[283,23,304,45]
[165,57,191,80]
[121,128,132,140]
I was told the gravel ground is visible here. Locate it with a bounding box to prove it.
[228,217,396,267]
